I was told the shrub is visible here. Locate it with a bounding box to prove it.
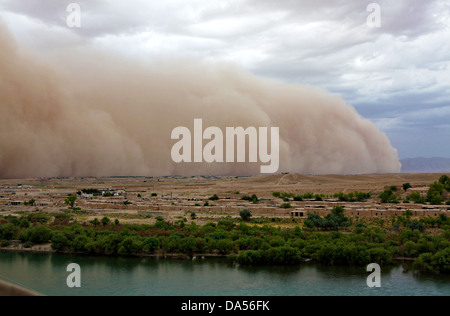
[403,183,412,191]
[209,194,219,201]
[240,209,252,221]
[51,232,70,251]
[143,237,160,253]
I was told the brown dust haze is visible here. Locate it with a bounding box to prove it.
[0,22,401,178]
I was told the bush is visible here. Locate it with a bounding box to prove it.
[403,183,412,191]
[22,226,53,244]
[209,194,219,201]
[240,209,252,221]
[427,182,445,204]
[379,190,399,203]
[414,248,450,273]
[51,232,70,251]
[118,237,143,255]
[0,224,16,240]
[407,192,426,204]
[101,217,111,226]
[407,220,426,233]
[280,203,292,209]
[143,237,160,253]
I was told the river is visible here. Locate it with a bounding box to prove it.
[0,251,448,296]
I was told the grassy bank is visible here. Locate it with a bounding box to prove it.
[1,210,449,273]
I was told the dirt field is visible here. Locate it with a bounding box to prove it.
[0,173,447,225]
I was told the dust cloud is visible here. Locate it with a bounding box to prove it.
[0,22,401,178]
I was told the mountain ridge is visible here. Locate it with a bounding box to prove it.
[400,157,450,173]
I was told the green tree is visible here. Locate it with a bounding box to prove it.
[118,237,143,255]
[407,192,426,204]
[90,218,100,226]
[64,195,77,208]
[143,237,160,253]
[51,232,70,251]
[427,182,445,204]
[101,217,111,226]
[240,209,252,221]
[0,224,16,240]
[209,194,219,201]
[403,183,412,191]
[439,175,449,185]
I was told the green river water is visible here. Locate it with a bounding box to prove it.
[0,251,448,296]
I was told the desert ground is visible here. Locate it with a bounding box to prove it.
[0,173,448,226]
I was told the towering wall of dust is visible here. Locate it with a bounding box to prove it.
[0,23,401,178]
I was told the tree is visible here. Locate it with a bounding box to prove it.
[439,175,449,185]
[101,217,111,226]
[407,192,426,204]
[0,224,16,240]
[403,183,412,191]
[427,182,445,205]
[64,195,77,208]
[240,209,252,221]
[27,226,52,244]
[209,194,219,201]
[190,212,197,220]
[118,237,143,255]
[90,218,100,226]
[379,190,399,203]
[51,232,70,251]
[143,237,160,253]
[24,199,36,206]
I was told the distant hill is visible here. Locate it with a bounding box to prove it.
[401,157,450,173]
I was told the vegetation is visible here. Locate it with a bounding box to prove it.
[64,195,77,208]
[23,199,36,206]
[239,209,252,221]
[0,210,449,274]
[77,188,102,196]
[403,183,412,191]
[406,192,426,204]
[334,192,371,202]
[241,194,259,204]
[209,194,220,201]
[379,190,400,204]
[427,182,446,205]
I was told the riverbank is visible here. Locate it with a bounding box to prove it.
[1,210,449,273]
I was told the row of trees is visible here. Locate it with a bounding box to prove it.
[1,208,449,272]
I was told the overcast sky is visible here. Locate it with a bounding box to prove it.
[1,0,449,159]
